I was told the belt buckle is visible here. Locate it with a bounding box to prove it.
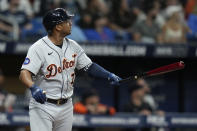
[57,99,61,105]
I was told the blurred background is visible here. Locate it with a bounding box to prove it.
[0,0,197,131]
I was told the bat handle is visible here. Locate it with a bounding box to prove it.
[119,75,139,83]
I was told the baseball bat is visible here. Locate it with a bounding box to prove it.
[119,61,185,83]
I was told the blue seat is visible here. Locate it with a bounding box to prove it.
[83,27,116,42]
[187,14,197,41]
[21,18,46,41]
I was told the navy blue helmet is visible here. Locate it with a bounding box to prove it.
[42,8,74,33]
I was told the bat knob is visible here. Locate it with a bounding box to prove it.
[179,61,185,68]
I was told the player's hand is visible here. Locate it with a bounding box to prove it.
[30,85,46,104]
[108,73,122,86]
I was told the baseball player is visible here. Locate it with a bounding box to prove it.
[19,8,121,131]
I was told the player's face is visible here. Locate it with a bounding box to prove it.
[61,19,72,36]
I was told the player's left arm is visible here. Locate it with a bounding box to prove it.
[73,40,121,85]
[84,63,121,86]
[76,53,121,85]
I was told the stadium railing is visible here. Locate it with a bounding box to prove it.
[1,112,197,128]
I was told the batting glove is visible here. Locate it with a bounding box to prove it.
[30,85,46,104]
[108,73,122,86]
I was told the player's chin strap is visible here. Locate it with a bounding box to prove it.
[84,63,121,85]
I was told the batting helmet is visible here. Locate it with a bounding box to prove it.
[42,8,74,34]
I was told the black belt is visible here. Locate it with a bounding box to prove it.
[46,98,69,105]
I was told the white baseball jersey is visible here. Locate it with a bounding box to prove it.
[21,36,92,99]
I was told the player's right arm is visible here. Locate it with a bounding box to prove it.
[19,45,40,88]
[19,69,34,88]
[19,45,46,104]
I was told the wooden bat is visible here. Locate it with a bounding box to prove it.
[119,61,185,83]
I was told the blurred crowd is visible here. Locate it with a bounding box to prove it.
[0,68,16,113]
[0,0,197,44]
